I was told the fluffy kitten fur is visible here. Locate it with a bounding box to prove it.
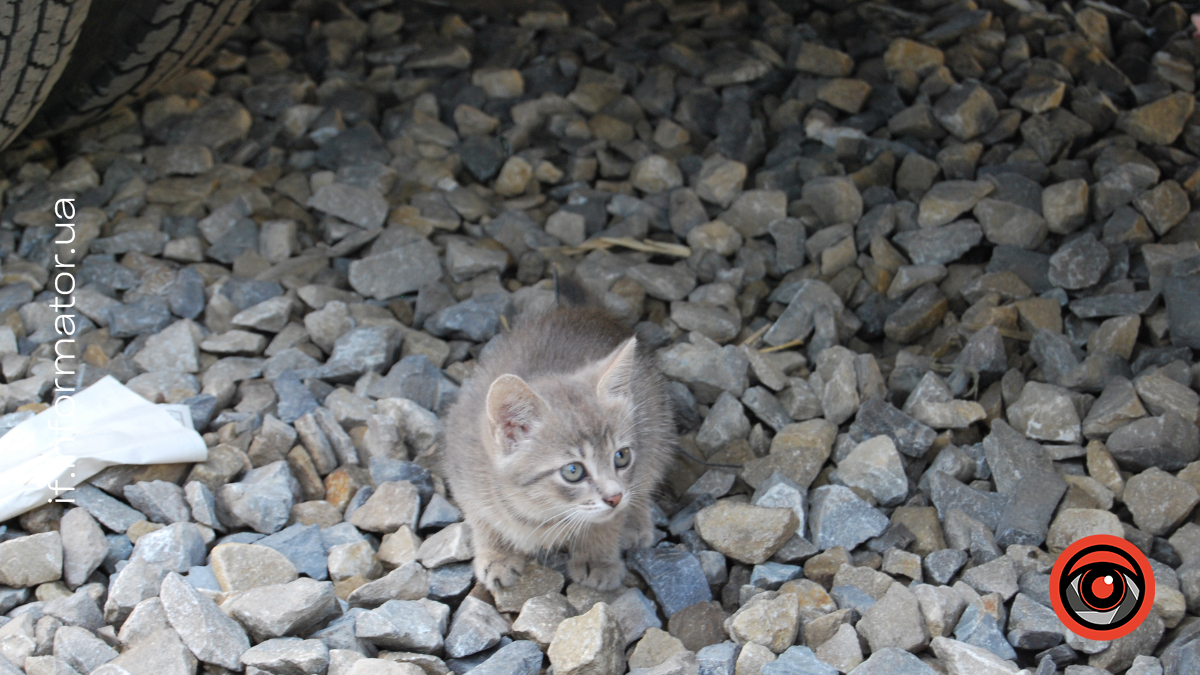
[440,300,673,592]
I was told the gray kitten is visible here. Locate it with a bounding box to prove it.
[440,299,673,592]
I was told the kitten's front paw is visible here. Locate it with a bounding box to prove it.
[474,550,526,593]
[568,557,626,591]
[620,524,655,550]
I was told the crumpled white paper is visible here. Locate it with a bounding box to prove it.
[0,375,208,522]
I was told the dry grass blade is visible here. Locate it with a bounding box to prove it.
[739,323,771,347]
[760,337,805,353]
[542,237,692,258]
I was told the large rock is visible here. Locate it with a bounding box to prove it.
[628,548,713,618]
[836,436,908,507]
[159,572,251,670]
[226,578,340,642]
[694,501,797,565]
[807,486,888,550]
[548,603,626,675]
[856,583,929,653]
[0,532,62,587]
[349,239,443,300]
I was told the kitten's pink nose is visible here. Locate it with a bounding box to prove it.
[603,493,623,508]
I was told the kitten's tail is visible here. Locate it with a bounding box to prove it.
[552,263,590,308]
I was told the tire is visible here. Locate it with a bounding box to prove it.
[0,0,92,152]
[1,0,258,151]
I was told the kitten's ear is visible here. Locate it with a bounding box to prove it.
[597,337,638,401]
[486,374,544,451]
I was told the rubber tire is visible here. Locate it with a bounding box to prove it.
[12,0,257,146]
[0,0,92,152]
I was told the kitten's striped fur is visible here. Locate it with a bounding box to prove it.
[439,283,673,591]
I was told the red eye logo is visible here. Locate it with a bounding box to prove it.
[1049,534,1155,641]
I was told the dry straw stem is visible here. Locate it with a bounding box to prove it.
[544,237,692,258]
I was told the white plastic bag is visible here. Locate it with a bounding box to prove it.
[0,375,208,522]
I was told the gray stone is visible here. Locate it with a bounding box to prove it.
[426,293,514,343]
[1164,276,1200,349]
[60,508,108,589]
[65,484,145,533]
[924,549,968,586]
[836,436,907,507]
[995,471,1066,549]
[1006,382,1081,443]
[109,296,173,338]
[856,583,929,653]
[445,595,510,658]
[628,547,713,617]
[1043,179,1090,234]
[807,485,889,551]
[1088,610,1164,672]
[696,391,751,455]
[952,602,1017,662]
[1124,467,1200,536]
[123,481,191,525]
[961,556,1019,600]
[513,593,576,649]
[1107,412,1200,471]
[1005,593,1064,651]
[349,239,443,300]
[759,646,836,675]
[419,493,463,531]
[918,180,995,228]
[934,83,999,140]
[750,473,807,543]
[696,642,739,675]
[416,522,472,568]
[763,280,844,348]
[849,648,937,675]
[241,637,330,675]
[128,521,206,573]
[0,531,62,587]
[255,523,328,580]
[183,481,220,531]
[848,398,936,458]
[42,590,104,631]
[356,600,445,652]
[53,625,118,674]
[1048,233,1109,290]
[467,640,545,675]
[658,340,750,405]
[309,183,388,228]
[349,480,421,533]
[801,177,862,227]
[226,577,340,642]
[348,562,430,608]
[133,319,200,373]
[695,501,798,565]
[103,556,169,625]
[695,154,748,208]
[893,221,983,265]
[159,572,250,670]
[216,460,299,534]
[274,371,320,424]
[930,636,1018,675]
[428,562,475,602]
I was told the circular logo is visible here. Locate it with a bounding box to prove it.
[1050,534,1155,641]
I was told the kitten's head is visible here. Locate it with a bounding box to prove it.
[483,337,649,533]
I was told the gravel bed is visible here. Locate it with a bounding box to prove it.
[2,1,1200,674]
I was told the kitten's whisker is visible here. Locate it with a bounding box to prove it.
[540,506,583,549]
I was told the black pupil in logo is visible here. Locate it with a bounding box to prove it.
[1059,544,1144,631]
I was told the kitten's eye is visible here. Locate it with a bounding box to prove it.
[561,463,586,482]
[614,447,632,468]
